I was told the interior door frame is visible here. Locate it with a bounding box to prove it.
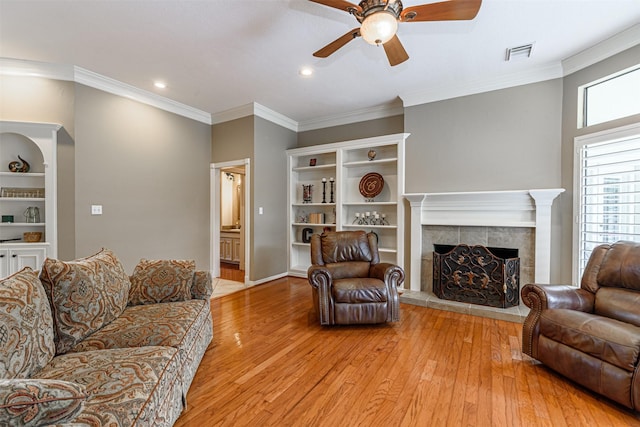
[211,158,250,283]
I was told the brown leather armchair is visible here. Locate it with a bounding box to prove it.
[307,230,405,325]
[522,240,640,410]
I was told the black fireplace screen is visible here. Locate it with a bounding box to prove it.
[433,244,520,308]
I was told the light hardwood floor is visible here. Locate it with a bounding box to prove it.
[175,277,640,426]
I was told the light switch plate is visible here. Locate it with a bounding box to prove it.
[91,205,103,215]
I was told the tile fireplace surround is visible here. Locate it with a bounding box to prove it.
[401,189,564,323]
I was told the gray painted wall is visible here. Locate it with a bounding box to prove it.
[0,75,76,260]
[73,85,211,272]
[211,116,254,163]
[211,115,296,282]
[297,115,404,147]
[560,44,640,283]
[404,80,563,193]
[252,116,297,280]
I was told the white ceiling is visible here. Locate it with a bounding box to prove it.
[1,0,639,129]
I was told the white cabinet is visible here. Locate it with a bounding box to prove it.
[286,133,407,277]
[0,245,47,278]
[1,121,59,275]
[220,232,240,264]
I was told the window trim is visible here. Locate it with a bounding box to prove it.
[573,121,640,284]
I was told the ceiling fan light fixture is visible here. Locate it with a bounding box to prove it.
[360,11,398,46]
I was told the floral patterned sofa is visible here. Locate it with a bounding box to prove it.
[0,248,213,426]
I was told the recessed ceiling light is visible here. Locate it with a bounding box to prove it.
[299,67,313,77]
[154,81,167,89]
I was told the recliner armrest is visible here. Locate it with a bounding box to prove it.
[308,265,332,289]
[521,283,594,358]
[522,284,594,312]
[369,263,405,288]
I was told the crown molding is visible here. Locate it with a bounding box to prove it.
[0,58,74,81]
[297,103,405,132]
[400,63,563,107]
[0,58,212,125]
[562,23,640,77]
[73,67,212,124]
[211,102,298,132]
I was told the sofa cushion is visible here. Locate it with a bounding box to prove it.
[129,259,194,305]
[540,308,640,371]
[595,287,640,327]
[37,346,183,427]
[71,299,208,353]
[0,268,55,378]
[0,378,86,426]
[39,248,131,355]
[332,278,388,303]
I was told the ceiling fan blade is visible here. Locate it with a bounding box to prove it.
[313,28,361,58]
[401,0,482,22]
[383,35,409,66]
[308,0,362,14]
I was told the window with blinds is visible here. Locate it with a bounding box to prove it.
[576,129,640,279]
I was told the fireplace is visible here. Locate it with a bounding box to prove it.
[433,244,520,308]
[402,189,564,322]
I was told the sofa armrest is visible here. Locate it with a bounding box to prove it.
[521,284,595,358]
[191,270,213,300]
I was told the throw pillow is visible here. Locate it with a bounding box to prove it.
[0,379,87,426]
[39,248,131,355]
[128,259,195,305]
[191,270,213,300]
[0,268,55,378]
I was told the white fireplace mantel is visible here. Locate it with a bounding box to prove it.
[404,189,565,291]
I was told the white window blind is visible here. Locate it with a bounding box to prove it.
[577,133,640,278]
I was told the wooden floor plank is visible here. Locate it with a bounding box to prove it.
[174,277,640,427]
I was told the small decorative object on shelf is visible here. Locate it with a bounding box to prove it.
[381,213,389,225]
[302,227,313,243]
[2,215,14,223]
[322,177,327,203]
[367,149,377,161]
[23,232,42,242]
[353,212,360,224]
[1,187,45,198]
[309,158,316,166]
[359,172,384,202]
[296,211,308,223]
[329,177,335,203]
[24,206,40,223]
[302,184,313,203]
[8,155,30,173]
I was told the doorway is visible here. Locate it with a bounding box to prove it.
[211,159,250,284]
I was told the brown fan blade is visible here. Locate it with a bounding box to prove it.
[313,28,361,58]
[383,35,409,66]
[401,0,482,22]
[308,0,362,14]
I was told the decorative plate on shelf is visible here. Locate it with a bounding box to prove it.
[359,172,384,199]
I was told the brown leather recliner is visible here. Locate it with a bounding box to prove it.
[307,230,405,325]
[522,240,640,410]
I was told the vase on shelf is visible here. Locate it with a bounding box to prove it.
[302,184,313,204]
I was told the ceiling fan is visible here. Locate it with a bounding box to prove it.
[310,0,482,66]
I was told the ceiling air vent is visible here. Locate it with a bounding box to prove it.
[505,43,534,61]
